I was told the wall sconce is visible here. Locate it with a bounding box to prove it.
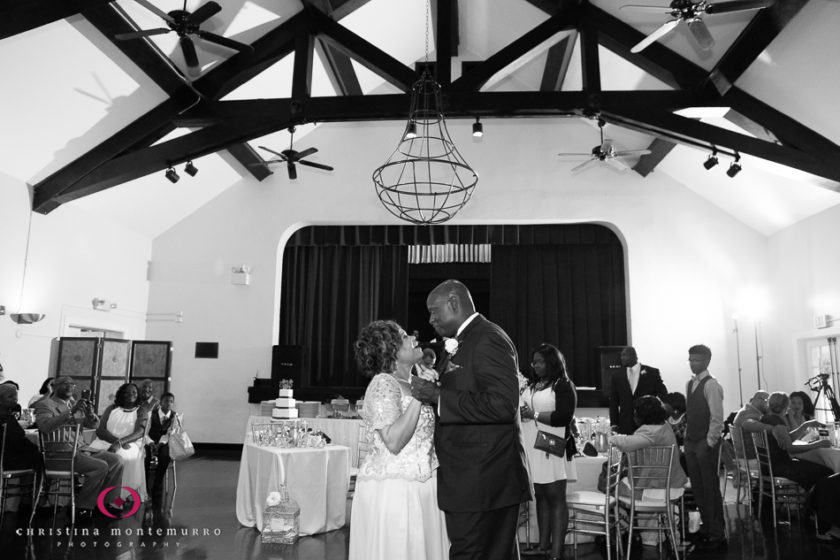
[231,265,251,286]
[92,298,117,311]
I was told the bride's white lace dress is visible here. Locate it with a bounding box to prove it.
[348,373,449,560]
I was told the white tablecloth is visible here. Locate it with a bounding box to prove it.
[797,446,840,473]
[235,442,350,536]
[247,416,364,468]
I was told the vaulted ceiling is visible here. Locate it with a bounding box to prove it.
[3,0,840,236]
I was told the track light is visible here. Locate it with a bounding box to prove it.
[472,117,484,138]
[727,153,742,178]
[165,167,180,183]
[405,121,417,140]
[703,149,718,170]
[184,160,198,176]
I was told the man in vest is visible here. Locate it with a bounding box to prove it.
[684,344,726,551]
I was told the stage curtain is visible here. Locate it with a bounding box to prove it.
[279,245,408,389]
[489,235,626,389]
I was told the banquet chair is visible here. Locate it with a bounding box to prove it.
[618,445,682,560]
[731,426,759,515]
[567,444,624,560]
[751,431,806,528]
[33,424,81,527]
[0,422,39,529]
[348,423,370,498]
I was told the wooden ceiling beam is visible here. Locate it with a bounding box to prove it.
[707,0,810,95]
[315,39,363,95]
[632,137,677,177]
[0,0,113,40]
[540,33,577,91]
[450,5,579,91]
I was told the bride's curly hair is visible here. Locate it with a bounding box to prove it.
[354,320,402,377]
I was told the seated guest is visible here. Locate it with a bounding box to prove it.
[732,391,791,463]
[661,392,686,446]
[609,396,687,546]
[139,379,160,412]
[145,392,177,507]
[88,383,149,502]
[609,395,688,498]
[34,376,125,517]
[28,378,53,407]
[785,390,816,432]
[0,380,23,419]
[759,392,832,491]
[0,384,41,471]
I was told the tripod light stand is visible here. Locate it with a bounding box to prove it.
[733,316,744,406]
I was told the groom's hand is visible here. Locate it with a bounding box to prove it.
[410,376,440,406]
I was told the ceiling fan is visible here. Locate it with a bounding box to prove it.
[621,0,774,54]
[115,0,253,68]
[258,127,335,180]
[558,119,651,174]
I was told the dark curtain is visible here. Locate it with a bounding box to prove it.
[490,237,626,389]
[279,245,408,389]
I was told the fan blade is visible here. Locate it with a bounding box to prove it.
[606,157,630,172]
[705,0,773,15]
[135,0,176,23]
[258,146,286,159]
[287,162,297,180]
[614,149,652,157]
[188,1,222,25]
[262,159,287,164]
[180,36,199,68]
[620,4,676,13]
[196,30,254,53]
[631,19,681,53]
[687,18,715,51]
[295,147,318,160]
[115,28,171,40]
[570,158,599,174]
[298,160,334,172]
[557,154,596,159]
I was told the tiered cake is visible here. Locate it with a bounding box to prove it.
[272,383,298,419]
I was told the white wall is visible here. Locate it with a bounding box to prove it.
[0,173,151,402]
[148,118,770,443]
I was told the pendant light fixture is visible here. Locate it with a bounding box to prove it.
[10,197,45,324]
[372,1,477,225]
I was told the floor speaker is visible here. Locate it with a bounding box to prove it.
[596,346,625,394]
[272,345,304,387]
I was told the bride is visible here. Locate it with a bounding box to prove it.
[349,320,449,560]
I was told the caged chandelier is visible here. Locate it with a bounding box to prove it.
[372,70,478,225]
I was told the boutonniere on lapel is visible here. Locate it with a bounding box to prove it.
[444,338,459,356]
[640,368,648,376]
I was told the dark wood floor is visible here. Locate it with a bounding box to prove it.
[1,449,838,560]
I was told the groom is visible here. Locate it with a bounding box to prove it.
[411,279,531,560]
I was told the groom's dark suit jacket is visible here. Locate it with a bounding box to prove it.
[609,364,667,434]
[435,314,531,512]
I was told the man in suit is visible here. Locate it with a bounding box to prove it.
[609,346,667,434]
[145,392,176,506]
[411,279,531,560]
[33,376,124,517]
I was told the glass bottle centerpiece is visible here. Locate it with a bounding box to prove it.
[261,484,300,544]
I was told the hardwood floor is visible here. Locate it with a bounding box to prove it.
[1,449,838,559]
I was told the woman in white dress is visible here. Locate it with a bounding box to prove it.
[519,343,577,560]
[349,320,449,560]
[88,382,149,501]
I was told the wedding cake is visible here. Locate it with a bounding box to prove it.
[272,380,298,419]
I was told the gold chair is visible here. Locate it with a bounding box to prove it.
[567,444,624,560]
[0,422,39,528]
[348,422,370,497]
[731,425,759,515]
[618,445,682,560]
[33,424,81,527]
[751,430,806,527]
